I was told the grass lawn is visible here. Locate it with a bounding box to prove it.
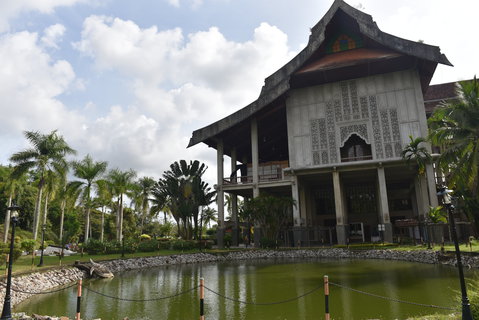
[0,249,204,277]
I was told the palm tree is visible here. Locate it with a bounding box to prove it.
[202,206,217,229]
[429,78,479,194]
[131,177,156,234]
[9,130,76,239]
[1,167,27,243]
[429,77,479,229]
[69,155,108,242]
[95,179,113,242]
[156,160,215,239]
[107,168,136,241]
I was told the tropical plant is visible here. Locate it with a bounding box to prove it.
[429,77,479,229]
[130,176,156,234]
[107,168,136,241]
[243,194,295,242]
[1,167,27,243]
[428,206,447,223]
[69,155,108,242]
[9,130,76,239]
[155,160,215,240]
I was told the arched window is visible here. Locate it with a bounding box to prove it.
[340,134,372,162]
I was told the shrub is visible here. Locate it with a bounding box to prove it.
[465,277,479,319]
[196,240,213,250]
[122,238,138,253]
[138,239,159,252]
[205,228,216,236]
[21,239,37,253]
[84,239,105,255]
[224,234,232,248]
[158,240,171,250]
[171,240,196,251]
[260,238,277,249]
[104,241,122,254]
[0,242,22,263]
[140,234,151,241]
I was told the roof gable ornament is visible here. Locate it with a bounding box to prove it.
[188,0,452,149]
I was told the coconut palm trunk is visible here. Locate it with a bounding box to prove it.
[85,207,91,242]
[3,194,12,243]
[32,181,44,240]
[100,206,105,242]
[59,198,66,242]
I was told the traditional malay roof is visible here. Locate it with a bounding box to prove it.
[188,0,452,149]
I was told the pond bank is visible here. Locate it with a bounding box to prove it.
[4,248,478,314]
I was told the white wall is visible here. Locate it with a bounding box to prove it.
[286,69,427,169]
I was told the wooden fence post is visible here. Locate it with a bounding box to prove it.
[324,275,330,320]
[200,278,205,320]
[76,279,82,320]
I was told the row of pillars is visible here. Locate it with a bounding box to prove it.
[216,116,439,247]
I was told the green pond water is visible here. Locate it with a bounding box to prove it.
[16,258,475,320]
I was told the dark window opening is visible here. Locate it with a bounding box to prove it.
[340,134,372,162]
[346,184,377,215]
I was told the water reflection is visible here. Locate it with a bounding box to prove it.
[17,258,465,320]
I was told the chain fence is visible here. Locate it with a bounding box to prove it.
[83,285,198,302]
[329,281,455,310]
[0,281,77,295]
[203,284,323,306]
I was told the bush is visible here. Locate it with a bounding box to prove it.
[21,239,37,253]
[104,241,122,254]
[465,277,479,319]
[138,239,159,252]
[205,228,216,236]
[260,238,277,249]
[140,234,151,241]
[122,238,138,253]
[158,240,171,250]
[224,234,232,248]
[171,240,196,251]
[84,239,105,255]
[196,240,213,250]
[0,242,22,263]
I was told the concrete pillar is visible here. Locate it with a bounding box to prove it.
[251,118,261,246]
[292,175,302,247]
[231,148,239,246]
[415,175,429,219]
[216,140,225,248]
[333,170,348,245]
[377,166,393,243]
[426,163,439,207]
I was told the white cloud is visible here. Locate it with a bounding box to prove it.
[165,0,204,8]
[0,0,93,32]
[71,15,296,179]
[41,23,65,48]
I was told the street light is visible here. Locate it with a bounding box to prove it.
[437,186,474,320]
[0,205,20,320]
[37,224,46,267]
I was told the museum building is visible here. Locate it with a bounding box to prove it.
[188,0,455,246]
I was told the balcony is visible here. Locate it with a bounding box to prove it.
[223,161,289,184]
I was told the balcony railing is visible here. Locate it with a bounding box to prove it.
[223,171,283,184]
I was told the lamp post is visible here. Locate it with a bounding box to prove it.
[37,224,46,267]
[1,205,20,320]
[437,187,473,320]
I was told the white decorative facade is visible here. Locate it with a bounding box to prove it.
[188,0,451,246]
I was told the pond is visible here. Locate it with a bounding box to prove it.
[16,258,472,319]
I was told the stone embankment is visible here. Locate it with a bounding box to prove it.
[99,249,479,272]
[4,248,479,319]
[0,268,83,314]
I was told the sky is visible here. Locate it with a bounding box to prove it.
[0,0,477,186]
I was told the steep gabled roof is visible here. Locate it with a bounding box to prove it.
[188,0,451,148]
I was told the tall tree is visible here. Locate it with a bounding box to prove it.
[9,130,75,239]
[155,160,215,239]
[94,179,113,242]
[107,168,136,241]
[429,77,479,227]
[131,177,156,234]
[1,167,27,243]
[69,155,108,242]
